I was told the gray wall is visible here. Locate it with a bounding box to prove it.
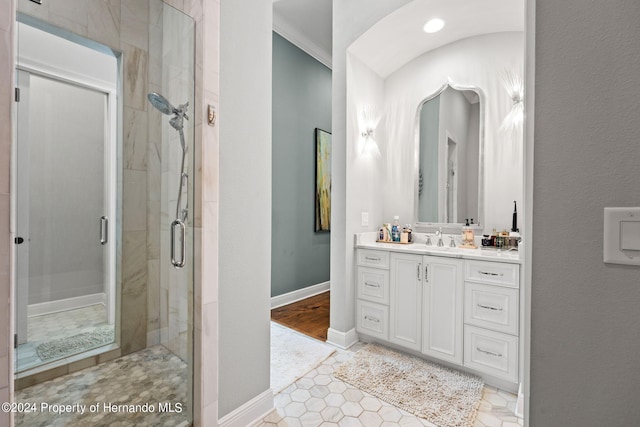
[272,32,331,298]
[531,0,640,425]
[219,0,272,418]
[418,96,439,222]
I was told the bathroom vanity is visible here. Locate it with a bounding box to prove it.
[355,232,522,389]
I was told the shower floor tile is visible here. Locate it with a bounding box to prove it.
[16,304,112,372]
[16,345,190,427]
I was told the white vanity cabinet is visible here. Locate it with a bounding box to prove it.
[389,253,423,351]
[355,243,522,387]
[355,249,390,340]
[463,260,520,383]
[422,256,464,365]
[387,253,463,363]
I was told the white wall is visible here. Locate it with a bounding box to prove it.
[380,32,525,231]
[218,0,272,418]
[330,0,414,344]
[530,0,640,424]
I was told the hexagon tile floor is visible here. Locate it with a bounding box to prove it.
[259,344,523,427]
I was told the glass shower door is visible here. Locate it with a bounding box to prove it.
[147,2,196,423]
[15,70,116,372]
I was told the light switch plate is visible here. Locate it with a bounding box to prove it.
[604,207,640,266]
[361,212,369,226]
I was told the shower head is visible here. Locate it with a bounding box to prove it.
[147,92,189,133]
[147,92,174,115]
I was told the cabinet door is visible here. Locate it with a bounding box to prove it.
[389,253,422,351]
[422,256,463,364]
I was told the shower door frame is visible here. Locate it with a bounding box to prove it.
[13,56,118,349]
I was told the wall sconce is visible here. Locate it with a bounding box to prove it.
[360,106,381,156]
[361,128,374,139]
[499,68,524,135]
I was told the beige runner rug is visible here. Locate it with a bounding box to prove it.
[270,322,335,393]
[334,343,483,427]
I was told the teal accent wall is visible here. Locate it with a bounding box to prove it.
[272,32,332,298]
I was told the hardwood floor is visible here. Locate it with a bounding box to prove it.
[271,291,330,341]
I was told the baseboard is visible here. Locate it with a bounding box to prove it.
[326,327,359,350]
[218,389,274,427]
[28,293,106,317]
[271,281,330,309]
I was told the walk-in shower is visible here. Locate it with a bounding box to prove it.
[13,1,195,425]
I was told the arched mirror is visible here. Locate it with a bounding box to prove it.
[417,83,483,225]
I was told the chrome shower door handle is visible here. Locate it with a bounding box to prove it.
[171,219,186,268]
[100,216,108,245]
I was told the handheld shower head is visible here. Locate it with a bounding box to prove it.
[147,92,174,115]
[147,92,189,133]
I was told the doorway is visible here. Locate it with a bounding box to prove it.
[14,22,118,373]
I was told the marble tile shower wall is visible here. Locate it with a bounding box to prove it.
[1,0,220,425]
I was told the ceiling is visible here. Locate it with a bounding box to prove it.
[350,0,524,78]
[273,0,524,77]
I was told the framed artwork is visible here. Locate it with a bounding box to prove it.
[315,128,331,232]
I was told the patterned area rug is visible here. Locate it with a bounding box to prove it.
[271,322,335,393]
[334,343,484,427]
[36,325,115,361]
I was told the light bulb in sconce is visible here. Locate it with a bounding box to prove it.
[359,106,381,156]
[361,128,374,139]
[499,68,524,135]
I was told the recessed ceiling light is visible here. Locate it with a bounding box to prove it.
[423,18,445,33]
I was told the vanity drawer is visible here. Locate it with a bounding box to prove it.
[464,282,519,335]
[357,266,390,305]
[464,325,518,383]
[356,300,389,340]
[357,249,390,269]
[465,260,519,288]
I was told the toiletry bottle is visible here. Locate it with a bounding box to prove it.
[392,216,401,242]
[462,219,476,248]
[511,201,518,232]
[405,224,412,243]
[383,223,391,241]
[378,227,384,242]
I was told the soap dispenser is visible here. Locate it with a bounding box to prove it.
[460,218,477,249]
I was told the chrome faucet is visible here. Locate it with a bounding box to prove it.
[436,228,444,247]
[426,235,432,246]
[449,236,457,247]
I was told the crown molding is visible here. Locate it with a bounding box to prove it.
[273,14,332,69]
